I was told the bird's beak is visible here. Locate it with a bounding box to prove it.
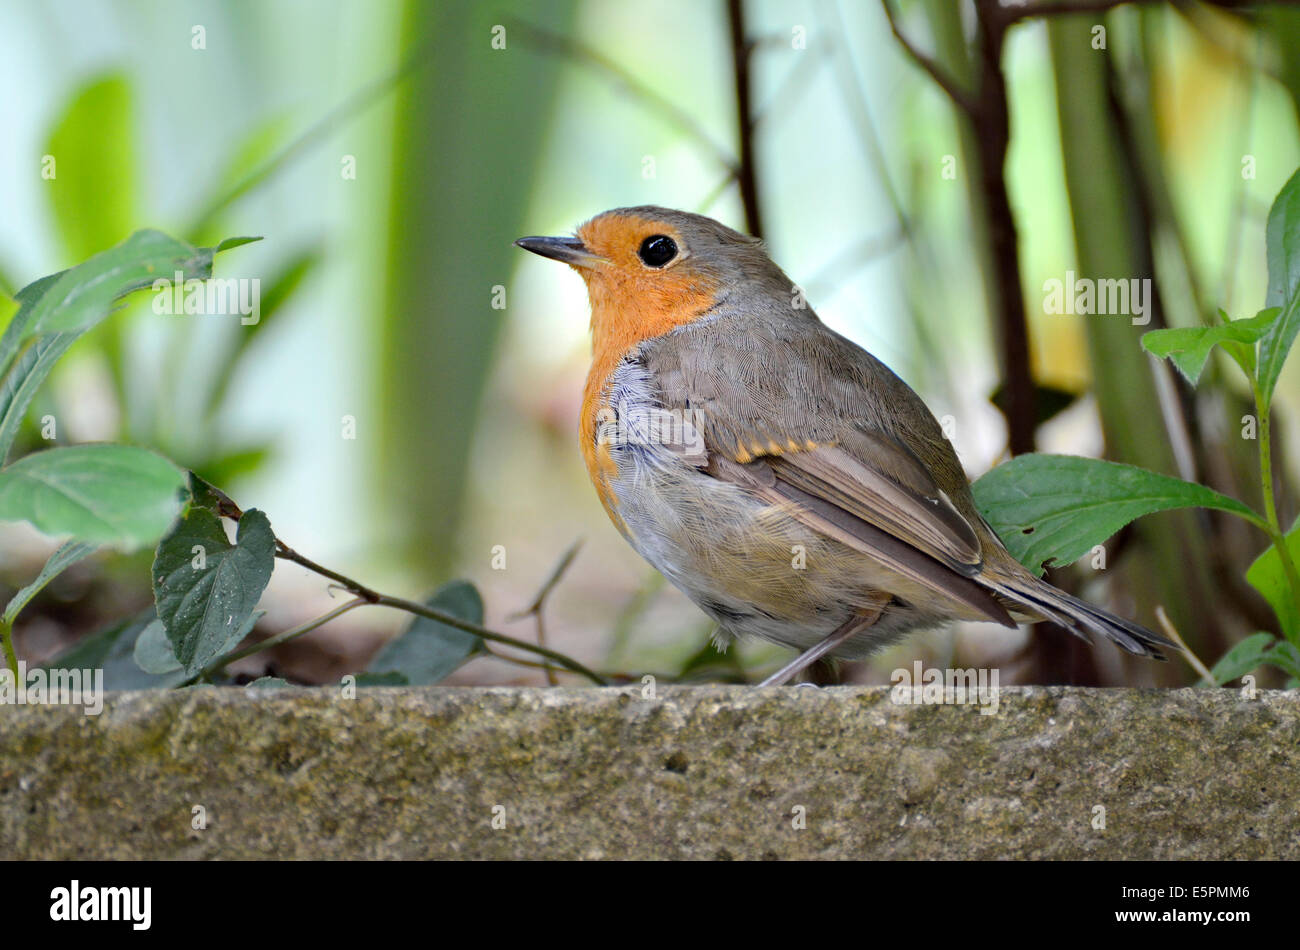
[514,235,606,269]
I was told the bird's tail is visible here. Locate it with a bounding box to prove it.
[984,574,1178,660]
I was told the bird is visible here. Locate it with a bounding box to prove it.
[515,206,1176,685]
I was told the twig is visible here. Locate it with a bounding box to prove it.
[196,597,367,681]
[212,497,606,683]
[727,0,764,237]
[880,0,978,116]
[508,539,584,686]
[1154,606,1214,684]
[275,540,382,603]
[187,41,431,235]
[505,17,738,176]
[370,593,606,684]
[996,0,1152,24]
[695,170,740,216]
[751,33,832,131]
[0,620,17,680]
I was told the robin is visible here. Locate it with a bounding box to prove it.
[516,206,1175,685]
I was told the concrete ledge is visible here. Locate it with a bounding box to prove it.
[2,686,1297,859]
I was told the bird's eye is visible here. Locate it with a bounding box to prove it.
[638,234,677,267]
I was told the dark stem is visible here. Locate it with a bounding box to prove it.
[727,0,764,238]
[972,1,1036,455]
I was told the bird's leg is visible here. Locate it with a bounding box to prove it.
[758,599,888,687]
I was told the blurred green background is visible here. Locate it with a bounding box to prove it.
[2,0,1299,687]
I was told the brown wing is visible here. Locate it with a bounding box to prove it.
[643,309,1015,627]
[702,446,1012,627]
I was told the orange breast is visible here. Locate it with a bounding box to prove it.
[577,264,719,533]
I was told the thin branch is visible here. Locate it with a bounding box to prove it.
[508,539,584,686]
[187,42,430,236]
[752,34,832,131]
[996,0,1149,24]
[695,170,740,216]
[371,593,606,684]
[275,540,382,603]
[880,0,978,115]
[1154,606,1214,684]
[727,0,764,237]
[0,620,18,680]
[198,597,367,680]
[505,17,739,176]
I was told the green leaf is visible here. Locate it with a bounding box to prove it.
[1246,517,1300,639]
[0,230,256,463]
[0,331,80,466]
[134,611,264,676]
[1267,640,1300,679]
[44,74,136,264]
[1208,632,1278,686]
[131,619,182,674]
[0,444,185,550]
[352,671,409,687]
[191,445,272,488]
[183,470,243,519]
[1141,308,1281,385]
[1257,166,1300,406]
[3,540,98,624]
[971,454,1263,575]
[23,229,215,339]
[39,609,187,690]
[245,676,295,689]
[367,580,486,685]
[0,271,64,381]
[151,507,275,676]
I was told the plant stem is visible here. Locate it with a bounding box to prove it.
[271,541,607,685]
[0,620,18,680]
[207,597,368,675]
[371,594,606,685]
[1254,384,1300,623]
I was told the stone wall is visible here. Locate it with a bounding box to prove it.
[2,685,1295,858]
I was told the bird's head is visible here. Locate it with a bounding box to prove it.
[516,206,780,348]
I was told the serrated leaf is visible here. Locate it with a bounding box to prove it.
[1246,517,1300,639]
[151,507,274,676]
[1208,633,1278,686]
[367,580,485,685]
[1258,166,1300,405]
[1141,308,1281,385]
[0,444,185,550]
[971,454,1262,575]
[3,540,98,624]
